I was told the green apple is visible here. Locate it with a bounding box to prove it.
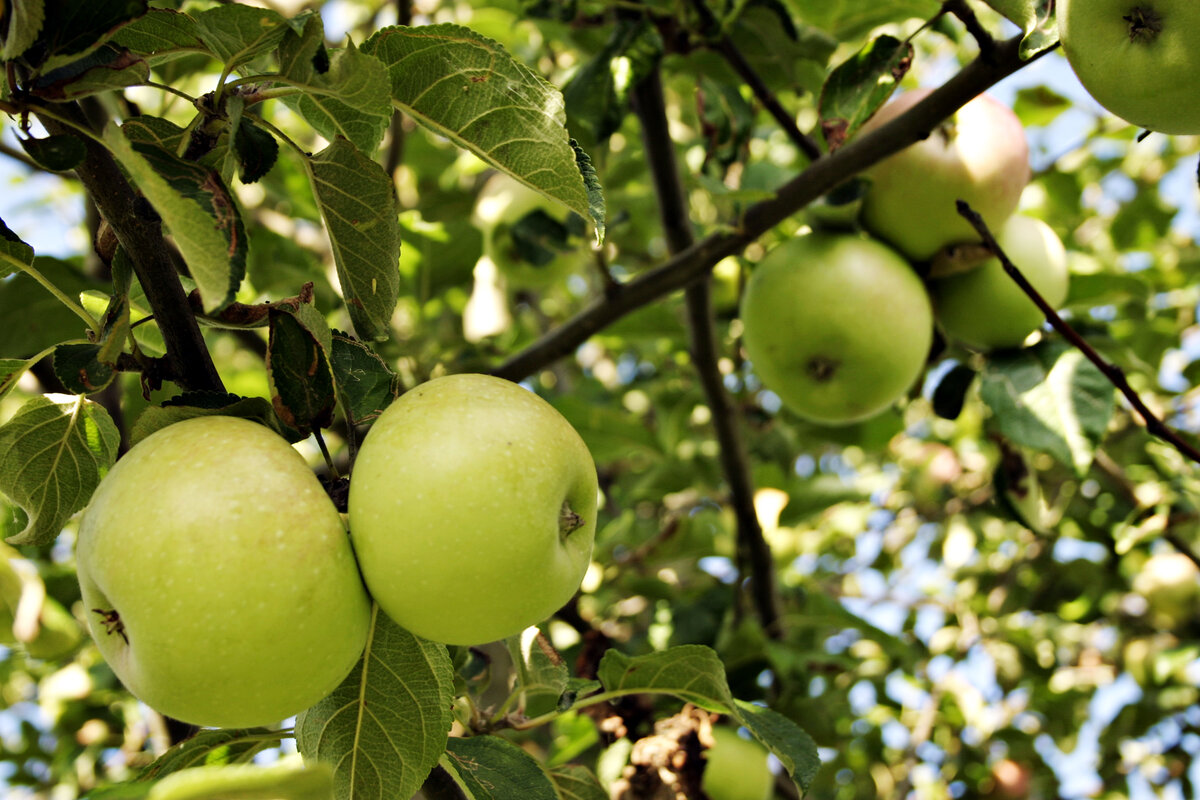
[1058,0,1200,134]
[1133,552,1200,630]
[702,726,774,800]
[739,233,933,424]
[348,373,598,645]
[76,416,371,728]
[931,215,1069,351]
[858,89,1030,261]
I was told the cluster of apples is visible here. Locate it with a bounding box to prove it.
[740,89,1070,425]
[74,374,598,728]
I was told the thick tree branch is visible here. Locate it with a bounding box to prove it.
[632,68,782,635]
[36,103,225,392]
[956,200,1200,467]
[494,34,1042,381]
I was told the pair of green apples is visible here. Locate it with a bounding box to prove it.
[75,374,598,728]
[741,89,1069,425]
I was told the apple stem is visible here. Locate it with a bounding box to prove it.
[559,501,584,537]
[312,429,340,480]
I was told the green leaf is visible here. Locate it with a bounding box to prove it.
[52,343,116,394]
[136,729,285,782]
[0,360,30,402]
[19,133,87,172]
[784,0,940,39]
[103,122,247,312]
[507,627,570,717]
[297,607,454,800]
[980,341,1115,475]
[562,18,662,144]
[0,217,36,277]
[111,8,206,65]
[982,0,1058,56]
[0,257,104,356]
[232,111,279,184]
[24,0,147,68]
[362,24,601,235]
[0,395,120,546]
[146,761,334,800]
[129,393,300,447]
[546,765,608,800]
[28,44,149,100]
[819,35,912,149]
[731,700,821,794]
[192,3,289,72]
[278,17,392,155]
[728,4,837,97]
[1,0,44,60]
[304,138,400,342]
[596,645,734,712]
[442,737,558,800]
[266,305,337,434]
[329,332,399,426]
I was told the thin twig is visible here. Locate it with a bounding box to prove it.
[632,68,782,635]
[940,0,998,62]
[688,0,821,160]
[493,34,1043,381]
[956,200,1200,467]
[383,0,413,179]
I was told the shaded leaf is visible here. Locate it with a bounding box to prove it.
[732,700,821,794]
[304,138,400,342]
[442,737,558,800]
[507,627,570,718]
[0,217,36,277]
[28,44,148,100]
[18,133,86,171]
[23,0,146,67]
[0,395,120,546]
[562,17,662,144]
[296,607,455,800]
[129,393,301,447]
[233,114,279,184]
[266,306,337,433]
[103,123,247,312]
[52,343,116,394]
[329,332,399,425]
[931,362,975,420]
[980,341,1115,475]
[0,360,29,402]
[362,24,599,233]
[0,257,104,355]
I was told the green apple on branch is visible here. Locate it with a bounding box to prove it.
[739,233,933,425]
[930,215,1069,351]
[1058,0,1200,134]
[348,373,598,646]
[75,416,372,729]
[858,89,1030,261]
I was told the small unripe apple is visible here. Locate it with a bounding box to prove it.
[858,90,1030,261]
[930,215,1069,351]
[1058,0,1200,134]
[76,416,371,728]
[740,233,933,424]
[348,374,598,645]
[702,726,773,800]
